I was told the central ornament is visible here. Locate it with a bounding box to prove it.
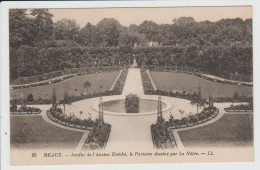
[124,93,140,113]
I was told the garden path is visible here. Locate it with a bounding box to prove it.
[106,68,154,151]
[122,68,144,96]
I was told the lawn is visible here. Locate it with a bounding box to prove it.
[10,116,84,149]
[150,71,252,99]
[177,114,253,147]
[10,71,120,101]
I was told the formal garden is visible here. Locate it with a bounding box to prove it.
[9,9,253,151]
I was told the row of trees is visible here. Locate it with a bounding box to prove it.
[10,9,252,81]
[10,9,252,48]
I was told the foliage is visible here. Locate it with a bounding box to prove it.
[10,103,18,113]
[140,69,155,94]
[48,107,95,127]
[11,104,41,114]
[54,18,80,41]
[124,93,140,113]
[225,104,253,111]
[167,106,219,128]
[27,93,34,102]
[112,69,128,94]
[151,122,176,149]
[84,122,111,150]
[9,10,252,83]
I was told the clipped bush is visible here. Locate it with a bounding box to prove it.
[124,93,140,113]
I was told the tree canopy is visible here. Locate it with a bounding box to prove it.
[9,9,252,82]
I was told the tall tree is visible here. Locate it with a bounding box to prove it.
[54,18,80,41]
[96,18,122,47]
[30,9,54,42]
[9,9,33,48]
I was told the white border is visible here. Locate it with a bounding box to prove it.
[1,1,260,170]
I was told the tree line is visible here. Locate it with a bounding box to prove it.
[10,9,252,81]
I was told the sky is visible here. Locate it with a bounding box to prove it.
[48,6,252,27]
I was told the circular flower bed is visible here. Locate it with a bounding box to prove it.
[47,107,95,130]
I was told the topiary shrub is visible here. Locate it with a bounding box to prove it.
[124,93,140,113]
[27,93,34,103]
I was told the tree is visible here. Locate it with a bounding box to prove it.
[119,30,145,47]
[173,17,195,26]
[139,20,159,42]
[78,23,95,46]
[16,48,26,78]
[96,18,122,47]
[54,18,80,41]
[16,45,39,78]
[30,9,54,42]
[9,9,34,48]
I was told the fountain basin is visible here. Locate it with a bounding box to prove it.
[92,96,172,116]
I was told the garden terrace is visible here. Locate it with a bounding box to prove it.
[144,65,253,84]
[12,66,123,87]
[177,114,253,147]
[10,71,121,101]
[149,71,252,99]
[10,115,84,149]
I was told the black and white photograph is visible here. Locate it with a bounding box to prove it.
[1,4,256,166]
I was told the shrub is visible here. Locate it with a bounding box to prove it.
[27,93,34,102]
[124,93,140,113]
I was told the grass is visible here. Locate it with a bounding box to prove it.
[177,114,253,147]
[150,71,252,99]
[10,71,120,101]
[10,116,84,149]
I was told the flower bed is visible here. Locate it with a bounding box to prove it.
[145,89,208,105]
[151,106,219,149]
[47,107,111,150]
[151,122,177,149]
[224,104,253,112]
[168,106,219,129]
[11,74,76,90]
[112,69,128,93]
[125,94,140,113]
[213,96,252,103]
[10,98,52,105]
[83,123,111,150]
[140,69,155,93]
[47,107,95,130]
[10,104,41,115]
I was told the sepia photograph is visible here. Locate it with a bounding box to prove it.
[4,5,255,166]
